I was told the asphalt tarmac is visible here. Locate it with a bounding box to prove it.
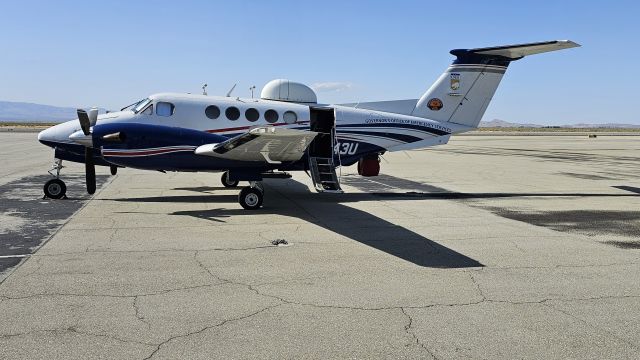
[0,131,639,359]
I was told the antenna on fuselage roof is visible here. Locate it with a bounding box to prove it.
[226,83,237,97]
[249,85,256,98]
[202,83,208,96]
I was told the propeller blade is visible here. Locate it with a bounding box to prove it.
[85,147,96,194]
[88,108,98,127]
[77,109,91,135]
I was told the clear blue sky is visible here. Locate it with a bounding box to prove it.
[1,0,638,124]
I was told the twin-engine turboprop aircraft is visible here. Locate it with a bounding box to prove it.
[38,40,579,209]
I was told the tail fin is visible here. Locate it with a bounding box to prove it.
[411,40,580,128]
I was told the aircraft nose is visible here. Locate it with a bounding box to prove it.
[38,127,54,144]
[38,120,81,147]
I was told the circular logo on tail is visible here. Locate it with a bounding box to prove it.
[427,98,443,111]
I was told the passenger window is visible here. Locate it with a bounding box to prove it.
[142,104,153,115]
[226,107,240,120]
[265,109,278,123]
[283,111,297,124]
[245,108,259,122]
[156,102,175,117]
[205,105,220,119]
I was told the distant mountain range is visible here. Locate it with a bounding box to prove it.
[480,119,640,129]
[0,101,81,122]
[0,100,638,128]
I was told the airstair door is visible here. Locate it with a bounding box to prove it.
[308,107,342,193]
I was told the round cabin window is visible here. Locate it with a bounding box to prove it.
[225,107,240,120]
[264,109,278,123]
[205,105,220,119]
[245,108,259,122]
[283,111,297,124]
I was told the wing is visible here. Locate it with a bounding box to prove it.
[194,126,317,163]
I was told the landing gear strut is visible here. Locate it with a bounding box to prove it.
[44,159,67,199]
[221,171,239,188]
[238,182,264,210]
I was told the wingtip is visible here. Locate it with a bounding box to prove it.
[558,40,581,48]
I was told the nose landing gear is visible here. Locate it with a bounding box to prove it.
[43,159,67,199]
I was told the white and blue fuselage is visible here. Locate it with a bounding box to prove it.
[36,40,579,207]
[38,92,464,173]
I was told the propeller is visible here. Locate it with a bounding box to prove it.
[77,108,99,194]
[77,108,98,135]
[85,147,96,194]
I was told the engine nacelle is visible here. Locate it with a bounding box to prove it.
[357,155,380,177]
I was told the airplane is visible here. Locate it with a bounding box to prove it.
[37,40,579,210]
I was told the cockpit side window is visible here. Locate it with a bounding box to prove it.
[141,104,153,115]
[156,102,175,117]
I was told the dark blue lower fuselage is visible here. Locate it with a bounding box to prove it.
[40,123,383,178]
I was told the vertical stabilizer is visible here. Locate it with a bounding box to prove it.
[411,40,580,128]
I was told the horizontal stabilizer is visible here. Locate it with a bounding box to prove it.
[339,99,418,116]
[451,40,580,60]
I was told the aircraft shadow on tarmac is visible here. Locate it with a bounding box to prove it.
[168,188,485,268]
[111,177,484,268]
[110,174,638,268]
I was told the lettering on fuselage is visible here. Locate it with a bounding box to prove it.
[334,142,359,155]
[364,117,452,134]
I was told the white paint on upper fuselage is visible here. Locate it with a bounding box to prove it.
[39,92,474,151]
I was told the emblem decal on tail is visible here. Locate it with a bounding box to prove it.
[450,73,460,90]
[427,98,443,111]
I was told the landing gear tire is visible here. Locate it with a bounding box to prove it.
[110,165,118,175]
[221,171,239,188]
[44,179,66,199]
[238,187,263,210]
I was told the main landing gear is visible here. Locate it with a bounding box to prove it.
[238,182,264,210]
[44,159,67,199]
[220,171,263,209]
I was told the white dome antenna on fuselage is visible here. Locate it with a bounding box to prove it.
[261,79,317,104]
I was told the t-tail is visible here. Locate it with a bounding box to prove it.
[411,40,580,129]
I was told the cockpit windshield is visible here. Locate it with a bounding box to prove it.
[120,98,152,113]
[133,98,152,113]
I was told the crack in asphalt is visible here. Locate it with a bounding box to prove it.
[133,296,151,330]
[33,244,281,257]
[488,262,640,270]
[542,301,640,349]
[0,327,157,348]
[3,252,639,358]
[0,283,224,300]
[143,303,283,360]
[401,307,440,359]
[467,271,487,301]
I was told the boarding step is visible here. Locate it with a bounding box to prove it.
[308,156,343,193]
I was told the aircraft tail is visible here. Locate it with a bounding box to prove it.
[411,40,580,128]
